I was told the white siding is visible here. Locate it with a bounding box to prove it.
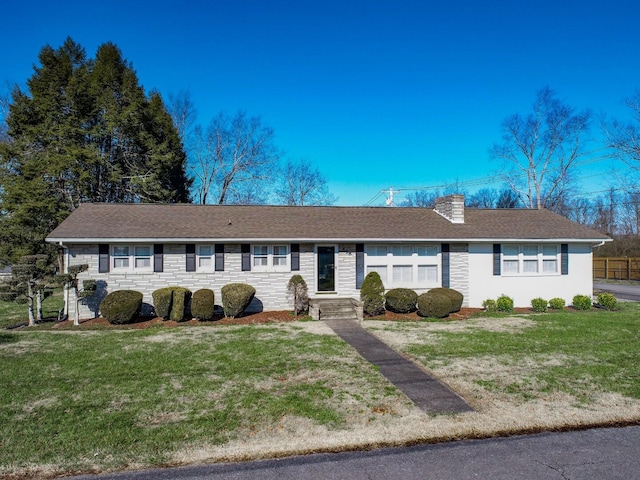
[467,243,594,308]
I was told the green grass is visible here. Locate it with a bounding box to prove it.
[0,324,399,476]
[405,303,640,400]
[0,290,64,328]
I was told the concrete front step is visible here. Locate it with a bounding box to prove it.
[309,298,363,321]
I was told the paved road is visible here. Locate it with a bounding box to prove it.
[70,426,640,480]
[594,282,640,301]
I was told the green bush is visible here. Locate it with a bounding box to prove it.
[360,272,386,316]
[221,283,256,318]
[572,294,592,310]
[482,298,497,312]
[428,287,463,312]
[531,297,548,313]
[287,275,309,316]
[191,289,215,320]
[152,287,173,319]
[100,290,143,325]
[169,287,192,322]
[596,292,617,310]
[384,288,418,313]
[548,297,566,310]
[417,292,452,318]
[496,295,514,313]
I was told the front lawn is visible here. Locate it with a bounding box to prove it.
[0,290,64,329]
[1,305,639,479]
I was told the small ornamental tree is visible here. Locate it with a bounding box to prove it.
[55,264,91,326]
[360,272,385,316]
[0,255,56,326]
[287,275,309,316]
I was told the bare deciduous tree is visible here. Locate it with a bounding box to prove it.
[190,111,281,204]
[491,87,590,209]
[276,159,336,205]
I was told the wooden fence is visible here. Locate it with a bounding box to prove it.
[593,257,640,281]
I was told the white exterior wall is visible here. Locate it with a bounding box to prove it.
[68,243,318,319]
[467,243,594,308]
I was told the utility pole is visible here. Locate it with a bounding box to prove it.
[382,187,400,207]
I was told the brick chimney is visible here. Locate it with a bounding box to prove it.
[434,194,465,223]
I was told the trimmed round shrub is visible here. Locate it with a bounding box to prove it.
[548,297,566,310]
[221,283,256,318]
[531,297,548,313]
[191,289,215,320]
[360,272,385,316]
[100,290,142,325]
[417,292,452,318]
[384,288,418,313]
[169,287,192,322]
[596,292,617,310]
[496,295,514,313]
[482,298,497,312]
[152,287,173,319]
[428,287,463,313]
[572,294,592,310]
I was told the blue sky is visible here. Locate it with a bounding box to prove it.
[2,0,639,205]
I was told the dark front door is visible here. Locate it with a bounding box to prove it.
[317,246,335,292]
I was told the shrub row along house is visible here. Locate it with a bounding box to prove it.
[46,195,610,320]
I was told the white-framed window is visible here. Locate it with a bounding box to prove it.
[198,245,213,270]
[112,245,152,272]
[502,244,560,275]
[252,244,289,271]
[364,244,439,288]
[366,265,387,283]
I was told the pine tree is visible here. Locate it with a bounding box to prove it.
[0,38,191,263]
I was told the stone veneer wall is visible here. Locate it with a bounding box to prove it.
[68,243,317,319]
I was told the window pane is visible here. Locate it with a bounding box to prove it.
[113,246,129,256]
[503,260,519,273]
[366,266,387,284]
[199,257,212,268]
[392,265,413,283]
[542,245,557,256]
[253,257,268,266]
[114,258,129,268]
[543,259,557,272]
[199,245,212,256]
[416,246,437,256]
[418,265,437,283]
[135,246,151,256]
[503,245,519,256]
[523,260,538,273]
[366,245,387,256]
[392,245,413,256]
[253,245,268,255]
[522,245,538,257]
[135,257,151,268]
[273,245,287,256]
[273,256,287,266]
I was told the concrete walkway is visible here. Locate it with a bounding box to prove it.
[325,319,473,415]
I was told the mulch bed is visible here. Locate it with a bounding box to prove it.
[49,307,520,330]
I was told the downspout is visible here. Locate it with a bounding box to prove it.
[59,242,70,320]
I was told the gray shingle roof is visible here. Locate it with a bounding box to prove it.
[45,203,610,243]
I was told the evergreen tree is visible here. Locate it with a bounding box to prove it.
[0,38,191,263]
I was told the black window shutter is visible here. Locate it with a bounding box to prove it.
[291,243,300,271]
[561,243,569,275]
[493,244,501,276]
[186,244,196,272]
[98,244,110,273]
[441,243,450,288]
[355,243,365,289]
[241,244,251,271]
[154,244,164,272]
[215,244,225,271]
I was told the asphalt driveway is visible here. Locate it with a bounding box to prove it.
[594,282,640,301]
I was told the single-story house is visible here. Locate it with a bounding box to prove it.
[46,195,610,319]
